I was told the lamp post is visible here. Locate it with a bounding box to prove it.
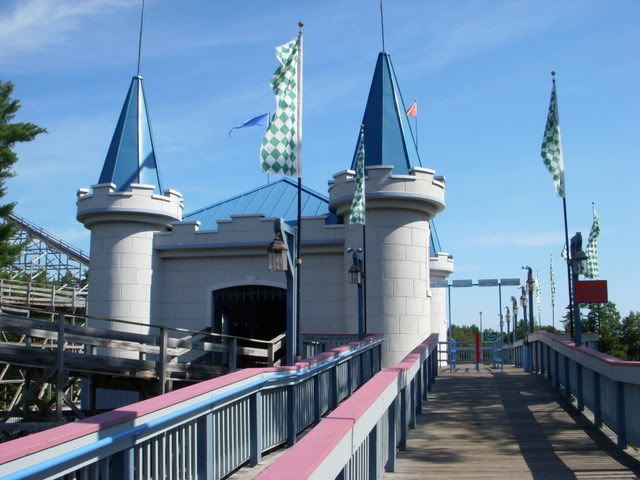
[569,232,588,347]
[267,220,298,365]
[511,296,518,342]
[522,266,535,333]
[505,306,511,344]
[520,285,530,371]
[347,247,365,339]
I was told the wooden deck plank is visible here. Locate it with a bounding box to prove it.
[384,366,640,480]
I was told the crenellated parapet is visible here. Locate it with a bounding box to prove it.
[328,165,445,219]
[76,183,183,227]
[430,252,454,279]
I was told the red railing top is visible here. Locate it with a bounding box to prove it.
[533,331,640,367]
[257,333,439,479]
[0,335,384,465]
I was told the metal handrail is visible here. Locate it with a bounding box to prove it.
[524,331,640,450]
[0,335,385,479]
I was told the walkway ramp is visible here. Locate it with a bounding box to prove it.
[385,365,640,479]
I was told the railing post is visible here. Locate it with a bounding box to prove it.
[250,391,263,466]
[399,387,407,451]
[422,359,429,401]
[267,343,275,365]
[546,345,552,382]
[313,374,321,423]
[27,281,32,307]
[368,422,379,479]
[287,384,298,446]
[564,356,571,400]
[416,362,423,414]
[576,364,584,411]
[197,412,214,479]
[159,327,168,394]
[56,312,65,422]
[330,365,338,410]
[432,351,438,380]
[409,379,416,429]
[359,351,365,386]
[229,337,237,370]
[554,351,560,390]
[593,371,602,428]
[51,284,56,310]
[426,355,432,392]
[539,342,545,376]
[616,381,627,449]
[386,399,397,472]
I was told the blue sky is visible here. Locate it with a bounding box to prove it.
[2,0,639,332]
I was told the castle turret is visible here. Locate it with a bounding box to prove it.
[77,76,182,340]
[429,252,454,362]
[330,52,446,366]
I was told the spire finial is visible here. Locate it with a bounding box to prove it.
[379,0,386,52]
[136,0,145,76]
[551,70,556,84]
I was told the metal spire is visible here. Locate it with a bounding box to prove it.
[379,0,386,52]
[136,0,145,76]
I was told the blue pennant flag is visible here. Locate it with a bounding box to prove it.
[228,113,269,137]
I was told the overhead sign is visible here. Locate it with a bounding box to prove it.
[452,279,473,287]
[500,278,521,286]
[575,280,608,304]
[430,279,449,288]
[478,279,498,287]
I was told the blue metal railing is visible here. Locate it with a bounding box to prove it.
[524,332,640,450]
[0,336,384,479]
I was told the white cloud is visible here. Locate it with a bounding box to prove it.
[0,0,133,65]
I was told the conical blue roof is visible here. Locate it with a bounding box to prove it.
[98,76,162,193]
[350,52,421,174]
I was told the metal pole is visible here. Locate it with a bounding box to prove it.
[447,284,452,339]
[498,283,503,339]
[362,224,368,336]
[296,178,302,361]
[562,197,574,338]
[479,311,483,338]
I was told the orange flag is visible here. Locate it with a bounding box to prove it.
[406,101,417,117]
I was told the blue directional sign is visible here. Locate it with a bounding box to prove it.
[430,279,449,288]
[500,278,521,286]
[452,279,473,287]
[478,279,499,287]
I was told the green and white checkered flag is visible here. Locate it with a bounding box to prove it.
[550,255,556,308]
[541,76,565,197]
[585,203,600,278]
[561,244,567,261]
[260,34,302,177]
[349,126,366,224]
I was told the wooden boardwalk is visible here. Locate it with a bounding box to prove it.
[385,365,640,480]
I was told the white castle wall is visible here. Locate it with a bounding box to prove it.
[330,165,445,366]
[152,214,346,335]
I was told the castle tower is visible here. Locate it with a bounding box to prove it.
[77,76,182,339]
[429,252,454,362]
[329,52,446,366]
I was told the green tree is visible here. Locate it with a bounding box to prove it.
[0,81,46,267]
[621,311,640,360]
[584,302,625,358]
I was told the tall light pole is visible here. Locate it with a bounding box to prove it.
[347,247,365,340]
[522,266,535,334]
[520,285,530,372]
[569,233,588,347]
[479,311,483,339]
[511,296,518,342]
[267,220,298,365]
[505,306,511,344]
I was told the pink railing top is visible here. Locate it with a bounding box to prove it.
[257,334,439,480]
[533,331,640,367]
[0,335,383,465]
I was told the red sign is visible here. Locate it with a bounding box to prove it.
[575,280,608,304]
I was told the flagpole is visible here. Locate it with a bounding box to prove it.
[136,0,145,76]
[414,97,418,151]
[562,195,573,336]
[295,22,304,360]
